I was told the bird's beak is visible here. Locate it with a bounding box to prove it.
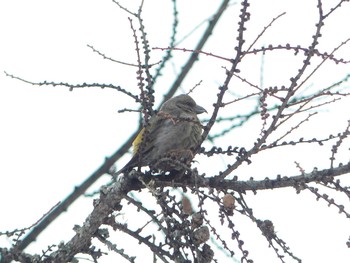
[194,104,207,114]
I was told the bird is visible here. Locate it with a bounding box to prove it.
[117,94,206,176]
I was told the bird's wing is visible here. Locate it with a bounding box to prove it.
[120,114,165,172]
[134,115,165,158]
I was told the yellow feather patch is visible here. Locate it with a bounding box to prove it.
[132,128,144,155]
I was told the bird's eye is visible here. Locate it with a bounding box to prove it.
[178,101,194,112]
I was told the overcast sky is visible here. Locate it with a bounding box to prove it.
[1,1,350,262]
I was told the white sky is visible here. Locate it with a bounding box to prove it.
[1,0,350,262]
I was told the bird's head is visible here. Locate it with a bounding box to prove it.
[161,94,207,117]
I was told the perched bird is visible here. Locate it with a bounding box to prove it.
[118,94,206,175]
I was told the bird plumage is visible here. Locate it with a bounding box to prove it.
[118,94,206,175]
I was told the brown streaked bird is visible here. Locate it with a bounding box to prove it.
[117,94,206,175]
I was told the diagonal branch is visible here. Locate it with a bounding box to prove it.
[46,175,134,262]
[161,0,230,103]
[17,130,139,251]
